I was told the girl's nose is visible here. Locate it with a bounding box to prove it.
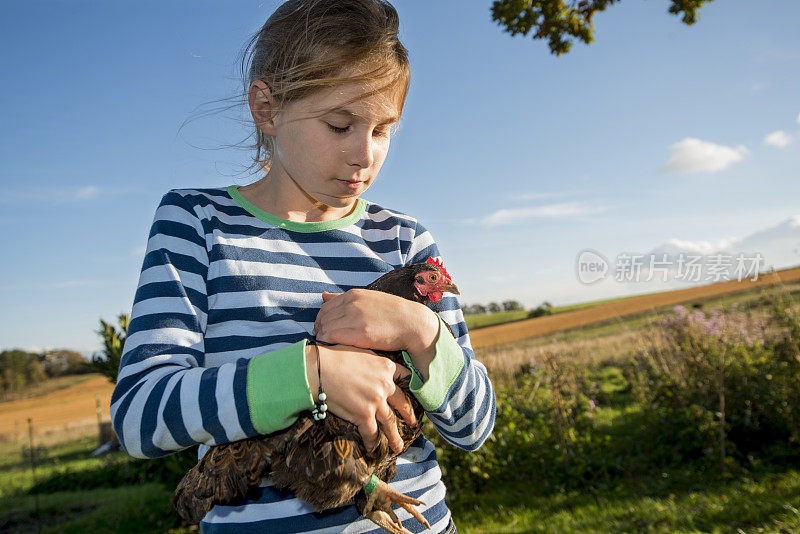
[347,132,375,169]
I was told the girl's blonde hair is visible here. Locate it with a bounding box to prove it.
[240,0,410,171]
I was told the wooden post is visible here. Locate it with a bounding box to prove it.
[96,394,103,445]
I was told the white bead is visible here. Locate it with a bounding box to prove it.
[318,392,327,402]
[319,404,327,412]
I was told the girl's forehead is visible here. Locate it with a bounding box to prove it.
[302,81,404,123]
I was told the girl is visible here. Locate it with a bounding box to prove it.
[110,1,495,532]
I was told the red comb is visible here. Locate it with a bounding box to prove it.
[426,256,451,282]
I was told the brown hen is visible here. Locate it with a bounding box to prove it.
[172,258,459,534]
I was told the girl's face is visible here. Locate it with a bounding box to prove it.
[254,79,402,210]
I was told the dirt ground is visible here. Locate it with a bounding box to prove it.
[0,374,114,444]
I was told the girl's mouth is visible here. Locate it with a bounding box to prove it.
[337,180,363,189]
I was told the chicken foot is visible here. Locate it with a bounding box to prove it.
[361,476,431,534]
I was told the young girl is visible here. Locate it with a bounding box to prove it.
[110,1,495,532]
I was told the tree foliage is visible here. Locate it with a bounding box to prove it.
[0,350,46,394]
[91,313,129,384]
[43,349,91,376]
[490,0,713,55]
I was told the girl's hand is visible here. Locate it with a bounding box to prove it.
[305,342,416,453]
[313,289,440,365]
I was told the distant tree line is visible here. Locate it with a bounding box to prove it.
[461,300,555,318]
[1,312,131,396]
[461,300,524,315]
[0,348,92,396]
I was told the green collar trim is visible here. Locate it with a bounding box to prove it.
[226,185,366,233]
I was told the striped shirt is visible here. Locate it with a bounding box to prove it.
[110,186,496,533]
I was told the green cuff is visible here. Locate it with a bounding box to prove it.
[246,338,315,434]
[402,315,465,411]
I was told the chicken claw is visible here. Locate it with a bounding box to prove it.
[362,477,431,533]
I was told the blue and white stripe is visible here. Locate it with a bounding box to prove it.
[110,187,495,532]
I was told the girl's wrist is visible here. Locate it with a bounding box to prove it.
[305,343,320,398]
[403,305,440,381]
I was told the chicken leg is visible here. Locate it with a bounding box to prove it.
[360,476,431,534]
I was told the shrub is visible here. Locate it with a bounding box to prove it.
[434,350,600,496]
[627,290,800,468]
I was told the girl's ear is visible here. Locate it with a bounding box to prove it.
[248,80,276,136]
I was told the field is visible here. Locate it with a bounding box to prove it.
[470,265,800,349]
[2,266,800,532]
[0,374,114,445]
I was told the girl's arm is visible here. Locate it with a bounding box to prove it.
[314,222,496,452]
[111,191,316,459]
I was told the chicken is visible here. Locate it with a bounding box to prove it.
[172,257,459,534]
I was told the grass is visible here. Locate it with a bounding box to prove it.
[449,468,800,533]
[0,435,194,533]
[17,434,800,533]
[1,484,189,533]
[0,435,116,498]
[466,310,530,329]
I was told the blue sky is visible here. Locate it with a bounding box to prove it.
[2,0,799,354]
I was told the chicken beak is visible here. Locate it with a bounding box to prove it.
[441,282,460,295]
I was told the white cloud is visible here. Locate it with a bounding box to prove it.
[666,137,748,174]
[74,185,100,199]
[764,130,791,148]
[797,112,800,124]
[479,202,602,227]
[656,237,738,256]
[645,215,800,274]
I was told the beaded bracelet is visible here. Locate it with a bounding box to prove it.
[309,342,327,422]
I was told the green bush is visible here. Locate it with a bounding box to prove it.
[433,354,602,496]
[627,291,800,466]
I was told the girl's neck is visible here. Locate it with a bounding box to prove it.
[237,173,358,223]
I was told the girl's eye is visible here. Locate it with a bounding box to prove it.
[326,123,350,134]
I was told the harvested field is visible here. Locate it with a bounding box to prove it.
[0,374,114,444]
[470,265,800,349]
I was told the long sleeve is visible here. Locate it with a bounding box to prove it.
[110,191,315,459]
[402,221,496,451]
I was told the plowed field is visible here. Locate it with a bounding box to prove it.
[470,265,800,348]
[0,374,113,442]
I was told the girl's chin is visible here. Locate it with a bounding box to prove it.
[315,193,361,210]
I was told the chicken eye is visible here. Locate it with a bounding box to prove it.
[429,273,438,282]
